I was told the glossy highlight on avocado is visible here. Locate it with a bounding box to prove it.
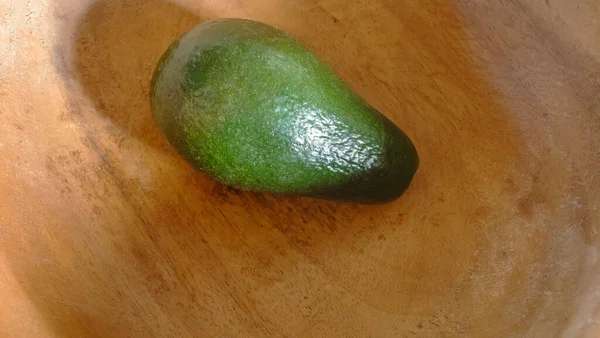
[150,18,418,204]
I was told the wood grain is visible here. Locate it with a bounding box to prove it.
[1,0,599,337]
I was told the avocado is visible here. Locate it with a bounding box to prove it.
[150,18,418,204]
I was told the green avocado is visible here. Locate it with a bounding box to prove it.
[150,18,418,204]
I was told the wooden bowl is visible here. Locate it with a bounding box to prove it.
[1,0,598,336]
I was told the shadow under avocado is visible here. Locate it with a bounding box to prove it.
[73,0,204,150]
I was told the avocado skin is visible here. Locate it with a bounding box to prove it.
[150,18,418,204]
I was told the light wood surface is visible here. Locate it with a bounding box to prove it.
[1,0,599,337]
